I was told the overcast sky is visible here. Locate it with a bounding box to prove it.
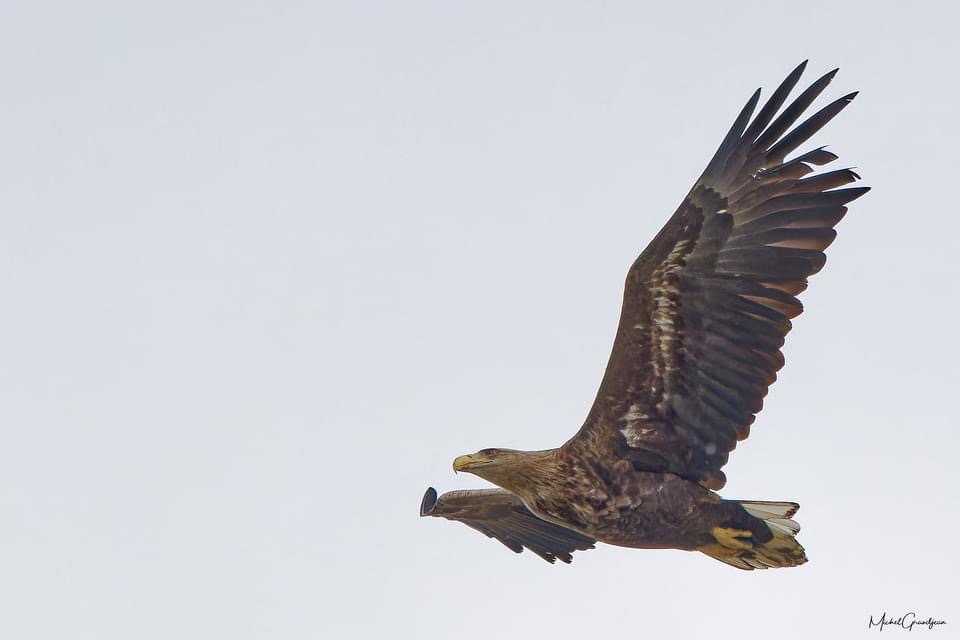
[1,2,957,639]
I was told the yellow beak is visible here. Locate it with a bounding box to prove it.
[453,454,484,472]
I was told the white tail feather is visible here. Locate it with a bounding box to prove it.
[740,500,800,520]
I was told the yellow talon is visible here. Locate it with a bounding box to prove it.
[711,527,755,550]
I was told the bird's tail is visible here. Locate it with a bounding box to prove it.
[699,500,808,570]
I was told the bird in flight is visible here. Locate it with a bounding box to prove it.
[420,62,867,569]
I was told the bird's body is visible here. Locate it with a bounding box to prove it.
[446,446,800,568]
[421,62,866,570]
[516,459,752,553]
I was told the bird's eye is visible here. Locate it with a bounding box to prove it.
[478,448,499,456]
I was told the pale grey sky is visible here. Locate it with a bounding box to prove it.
[1,1,957,639]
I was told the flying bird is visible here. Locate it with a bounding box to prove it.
[420,62,867,569]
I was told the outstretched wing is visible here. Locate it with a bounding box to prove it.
[419,487,596,563]
[564,62,868,490]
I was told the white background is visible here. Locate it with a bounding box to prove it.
[1,2,956,638]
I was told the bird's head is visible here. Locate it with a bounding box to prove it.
[453,448,522,475]
[452,447,556,493]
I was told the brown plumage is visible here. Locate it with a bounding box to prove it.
[420,62,867,569]
[419,487,596,564]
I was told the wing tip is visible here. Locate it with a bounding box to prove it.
[781,60,809,89]
[843,185,871,202]
[420,486,439,516]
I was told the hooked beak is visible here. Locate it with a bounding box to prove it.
[453,453,487,473]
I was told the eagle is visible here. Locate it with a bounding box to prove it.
[420,62,867,570]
